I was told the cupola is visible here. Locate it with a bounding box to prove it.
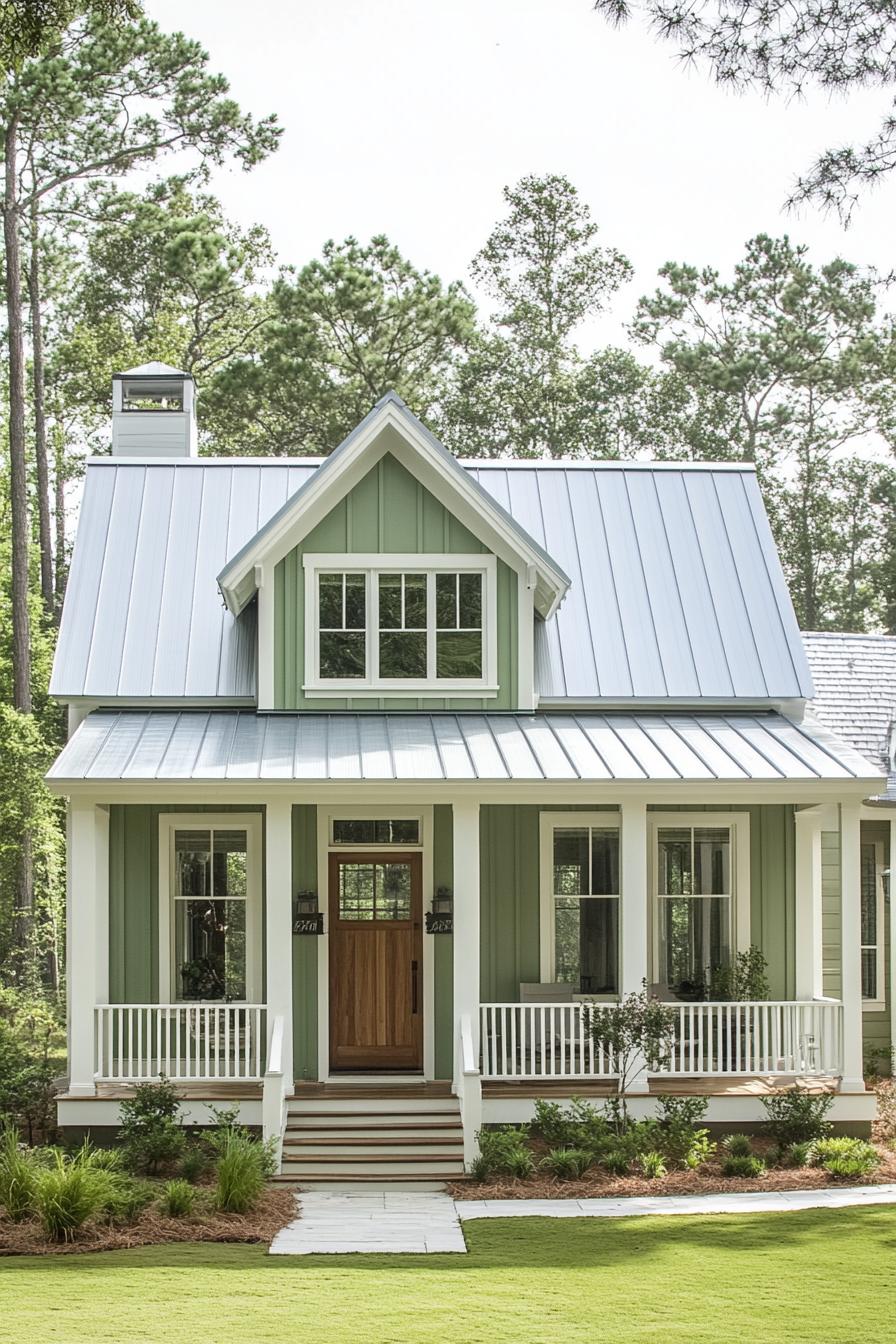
[111,362,197,457]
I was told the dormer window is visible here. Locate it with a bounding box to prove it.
[304,553,496,695]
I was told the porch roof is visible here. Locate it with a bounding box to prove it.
[47,710,883,787]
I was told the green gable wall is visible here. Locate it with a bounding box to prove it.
[272,451,519,710]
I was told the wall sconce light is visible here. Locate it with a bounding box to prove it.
[293,890,324,935]
[425,886,453,934]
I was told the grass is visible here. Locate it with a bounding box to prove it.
[1,1207,895,1343]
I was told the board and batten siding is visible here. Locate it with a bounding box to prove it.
[272,451,519,710]
[822,821,891,1073]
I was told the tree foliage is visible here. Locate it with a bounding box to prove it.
[593,0,896,217]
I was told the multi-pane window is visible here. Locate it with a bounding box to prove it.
[332,818,420,845]
[318,572,366,679]
[551,826,619,995]
[338,862,412,922]
[861,841,883,1004]
[173,828,248,1001]
[313,565,487,684]
[656,826,732,999]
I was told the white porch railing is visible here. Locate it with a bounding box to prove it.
[479,1000,842,1082]
[457,1012,482,1169]
[94,1004,267,1082]
[261,1014,288,1167]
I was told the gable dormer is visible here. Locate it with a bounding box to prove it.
[217,394,570,711]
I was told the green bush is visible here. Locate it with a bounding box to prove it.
[118,1077,186,1174]
[32,1154,107,1242]
[721,1133,753,1158]
[180,1146,210,1184]
[477,1127,533,1180]
[469,1152,491,1183]
[529,1097,610,1151]
[779,1141,813,1168]
[0,1122,39,1221]
[211,1121,275,1214]
[811,1137,878,1179]
[539,1147,593,1180]
[761,1088,833,1146]
[639,1150,667,1179]
[567,1097,612,1149]
[601,1145,632,1176]
[0,988,65,1144]
[683,1132,716,1171]
[99,1175,154,1224]
[721,1154,766,1178]
[159,1178,196,1217]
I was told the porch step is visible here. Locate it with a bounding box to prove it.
[279,1090,465,1183]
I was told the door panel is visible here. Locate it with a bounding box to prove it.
[329,852,423,1070]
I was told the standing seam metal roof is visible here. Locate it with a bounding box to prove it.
[51,454,813,704]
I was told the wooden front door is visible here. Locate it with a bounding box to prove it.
[328,852,423,1071]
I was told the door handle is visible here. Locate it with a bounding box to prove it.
[411,959,419,1014]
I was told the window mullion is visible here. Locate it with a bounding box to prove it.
[369,571,377,685]
[427,572,436,680]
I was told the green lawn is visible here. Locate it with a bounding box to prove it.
[1,1208,895,1344]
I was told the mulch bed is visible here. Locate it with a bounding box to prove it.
[448,1140,896,1201]
[0,1186,295,1256]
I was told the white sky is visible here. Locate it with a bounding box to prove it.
[148,0,896,346]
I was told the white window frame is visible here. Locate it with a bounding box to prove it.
[158,813,263,1004]
[302,552,498,696]
[539,812,621,1002]
[648,812,751,996]
[861,838,886,1012]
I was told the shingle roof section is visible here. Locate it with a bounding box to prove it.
[803,631,896,774]
[47,710,881,785]
[51,454,813,704]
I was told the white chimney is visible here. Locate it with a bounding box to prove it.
[111,362,197,457]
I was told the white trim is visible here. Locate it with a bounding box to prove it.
[860,836,886,1013]
[517,571,536,711]
[794,808,823,1000]
[839,801,866,1091]
[257,561,275,710]
[538,811,621,990]
[217,400,568,619]
[157,813,263,1005]
[316,805,434,1082]
[648,812,751,992]
[302,553,497,694]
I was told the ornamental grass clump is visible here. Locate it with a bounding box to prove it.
[210,1114,276,1214]
[721,1154,766,1179]
[539,1148,593,1181]
[721,1133,753,1158]
[0,1123,39,1222]
[159,1178,196,1217]
[32,1154,107,1242]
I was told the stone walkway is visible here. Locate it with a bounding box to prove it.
[269,1182,896,1255]
[269,1190,467,1255]
[457,1182,896,1221]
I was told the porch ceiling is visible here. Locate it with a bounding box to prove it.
[46,709,883,787]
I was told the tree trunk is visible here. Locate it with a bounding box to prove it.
[28,196,53,613]
[4,113,31,713]
[4,112,34,961]
[54,430,67,617]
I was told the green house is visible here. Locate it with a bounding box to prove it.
[46,364,891,1180]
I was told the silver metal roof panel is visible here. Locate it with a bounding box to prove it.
[47,710,881,786]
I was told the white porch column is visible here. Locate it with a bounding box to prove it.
[452,801,481,1092]
[265,801,294,1088]
[68,800,109,1095]
[794,809,823,1000]
[620,799,649,1092]
[839,801,865,1092]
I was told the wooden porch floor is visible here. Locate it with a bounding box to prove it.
[482,1075,840,1098]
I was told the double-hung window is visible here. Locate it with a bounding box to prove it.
[540,814,620,996]
[652,816,748,1001]
[860,840,885,1009]
[304,553,495,692]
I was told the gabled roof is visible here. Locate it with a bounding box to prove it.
[114,361,190,379]
[51,454,814,705]
[216,392,571,620]
[803,631,896,776]
[47,710,883,788]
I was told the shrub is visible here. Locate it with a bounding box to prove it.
[653,1095,710,1166]
[0,987,65,1144]
[655,1095,709,1130]
[639,1150,667,1179]
[761,1088,833,1147]
[32,1155,106,1242]
[469,1152,491,1183]
[212,1122,276,1214]
[540,1148,593,1180]
[529,1097,611,1151]
[780,1141,813,1168]
[721,1133,753,1158]
[0,1122,39,1221]
[722,1154,766,1178]
[683,1132,716,1171]
[159,1178,196,1217]
[567,1097,612,1149]
[100,1176,154,1224]
[874,1080,896,1143]
[180,1146,210,1184]
[601,1146,632,1176]
[477,1127,532,1179]
[530,1100,574,1148]
[811,1137,878,1179]
[119,1077,186,1175]
[505,1147,535,1180]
